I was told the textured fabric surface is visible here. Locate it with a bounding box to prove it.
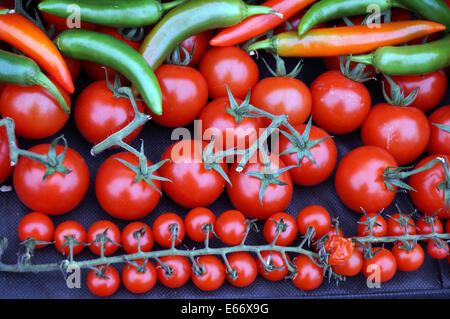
[0,55,449,299]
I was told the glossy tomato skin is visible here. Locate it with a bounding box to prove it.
[18,212,54,249]
[53,221,86,256]
[296,205,331,239]
[362,248,397,283]
[185,207,216,242]
[0,126,13,183]
[332,249,364,277]
[13,144,89,215]
[197,97,264,152]
[159,140,228,208]
[357,213,387,237]
[381,71,447,113]
[408,155,450,219]
[121,222,154,254]
[95,152,161,220]
[392,242,424,272]
[335,146,398,214]
[0,79,70,139]
[251,77,312,126]
[387,213,417,237]
[257,250,289,281]
[149,64,208,128]
[87,220,121,256]
[416,216,443,241]
[122,260,157,294]
[427,105,450,156]
[227,153,293,220]
[157,255,191,288]
[263,212,298,246]
[75,81,144,145]
[87,265,120,297]
[179,31,214,68]
[199,46,259,100]
[226,252,258,287]
[361,103,430,165]
[191,255,226,291]
[427,240,449,259]
[152,213,185,248]
[291,255,323,290]
[215,210,247,246]
[276,124,337,186]
[310,70,371,134]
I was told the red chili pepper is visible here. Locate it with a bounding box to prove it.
[0,8,74,93]
[210,0,317,47]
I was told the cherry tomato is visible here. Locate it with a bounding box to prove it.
[392,242,424,272]
[179,31,214,68]
[87,220,121,256]
[291,255,324,291]
[122,259,157,294]
[408,155,450,219]
[276,124,337,186]
[159,139,229,208]
[427,105,450,156]
[387,213,417,237]
[426,240,449,259]
[381,71,447,113]
[149,64,208,128]
[13,143,89,215]
[75,81,144,146]
[257,250,289,281]
[225,252,258,288]
[251,76,312,127]
[310,70,371,134]
[361,103,430,165]
[87,265,120,297]
[332,248,364,277]
[18,212,54,249]
[184,207,216,242]
[296,205,331,239]
[39,0,97,32]
[153,213,185,248]
[156,255,191,288]
[362,248,397,283]
[53,221,86,256]
[215,210,247,246]
[335,146,398,214]
[95,152,162,220]
[227,153,293,220]
[121,222,154,254]
[0,79,70,139]
[0,126,14,183]
[357,213,387,238]
[263,212,298,246]
[191,255,225,291]
[323,235,353,266]
[199,46,259,99]
[416,215,443,242]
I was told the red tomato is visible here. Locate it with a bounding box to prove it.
[225,252,258,288]
[53,221,86,256]
[13,143,89,215]
[332,248,364,277]
[39,0,97,32]
[291,255,323,291]
[149,64,208,128]
[387,213,417,237]
[323,235,353,266]
[427,240,449,259]
[251,76,312,127]
[296,205,331,239]
[0,126,13,183]
[276,124,337,186]
[122,260,157,294]
[197,97,265,152]
[392,242,424,272]
[257,250,289,281]
[215,210,247,246]
[357,213,387,237]
[156,255,191,288]
[158,139,229,208]
[335,146,398,214]
[227,153,293,220]
[87,265,120,297]
[310,70,371,134]
[87,220,121,256]
[95,152,162,220]
[191,255,225,291]
[75,81,144,145]
[263,212,298,246]
[179,31,214,68]
[199,46,259,99]
[18,212,54,249]
[184,207,216,242]
[153,212,185,248]
[121,222,154,254]
[416,216,443,242]
[408,155,450,219]
[427,105,450,156]
[381,71,447,113]
[361,103,430,165]
[0,79,71,139]
[362,248,397,283]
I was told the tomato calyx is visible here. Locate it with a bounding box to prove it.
[261,52,303,78]
[201,136,232,185]
[340,55,376,83]
[89,229,121,258]
[166,44,194,66]
[117,27,145,42]
[381,74,419,106]
[432,122,450,133]
[223,86,260,125]
[436,156,450,211]
[127,259,150,274]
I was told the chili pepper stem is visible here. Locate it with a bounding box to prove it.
[243,4,283,20]
[32,72,70,114]
[161,0,188,11]
[247,36,277,53]
[349,54,374,66]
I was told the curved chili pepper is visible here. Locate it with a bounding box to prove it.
[0,7,74,94]
[54,29,162,115]
[247,21,446,57]
[350,34,450,75]
[397,0,450,31]
[38,0,187,28]
[0,49,69,113]
[210,0,317,47]
[139,0,279,70]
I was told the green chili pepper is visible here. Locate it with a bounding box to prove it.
[0,49,70,114]
[38,0,187,28]
[350,34,450,75]
[54,29,162,115]
[139,0,281,70]
[397,0,450,31]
